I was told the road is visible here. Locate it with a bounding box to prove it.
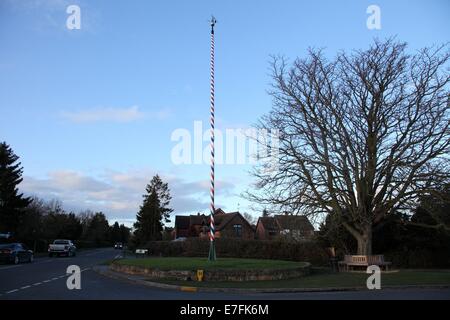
[0,248,449,300]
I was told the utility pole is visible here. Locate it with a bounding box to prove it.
[208,16,217,262]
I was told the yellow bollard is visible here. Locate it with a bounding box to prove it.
[196,269,204,282]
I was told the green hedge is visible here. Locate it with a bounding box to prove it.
[384,249,450,269]
[142,238,329,266]
[74,240,112,249]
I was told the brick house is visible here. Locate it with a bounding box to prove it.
[256,215,315,240]
[173,214,208,239]
[213,210,255,240]
[173,209,255,240]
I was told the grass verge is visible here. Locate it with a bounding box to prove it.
[115,257,306,271]
[147,268,450,289]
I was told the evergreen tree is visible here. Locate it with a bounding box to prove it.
[134,175,173,245]
[0,142,31,234]
[119,224,131,243]
[84,212,110,245]
[110,221,121,243]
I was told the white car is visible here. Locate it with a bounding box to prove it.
[48,239,77,257]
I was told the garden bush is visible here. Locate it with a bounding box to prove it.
[143,238,329,266]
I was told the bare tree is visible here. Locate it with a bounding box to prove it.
[242,211,257,225]
[247,39,449,255]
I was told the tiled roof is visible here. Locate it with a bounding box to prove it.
[258,216,278,231]
[189,214,208,226]
[274,215,315,232]
[258,215,315,232]
[174,209,253,232]
[214,213,239,231]
[174,215,190,229]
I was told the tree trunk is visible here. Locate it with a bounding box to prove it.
[356,227,372,255]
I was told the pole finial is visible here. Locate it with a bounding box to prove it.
[210,15,217,34]
[210,15,217,26]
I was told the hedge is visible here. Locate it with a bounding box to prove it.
[141,238,329,266]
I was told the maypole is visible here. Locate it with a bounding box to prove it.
[208,16,217,262]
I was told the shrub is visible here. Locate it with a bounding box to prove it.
[143,238,329,266]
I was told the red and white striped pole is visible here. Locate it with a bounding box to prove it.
[208,16,217,262]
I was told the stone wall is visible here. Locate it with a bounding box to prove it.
[110,262,311,282]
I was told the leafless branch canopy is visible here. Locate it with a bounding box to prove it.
[247,39,450,241]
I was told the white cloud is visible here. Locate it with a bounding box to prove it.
[61,106,145,123]
[60,106,172,123]
[5,0,70,12]
[20,169,237,224]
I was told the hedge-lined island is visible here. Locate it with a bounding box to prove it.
[111,257,311,281]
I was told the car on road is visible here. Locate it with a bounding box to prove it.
[114,242,123,250]
[48,239,76,257]
[0,243,34,264]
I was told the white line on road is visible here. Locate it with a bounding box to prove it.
[2,251,108,296]
[0,265,23,271]
[6,289,19,294]
[35,259,52,264]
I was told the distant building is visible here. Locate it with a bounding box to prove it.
[256,215,315,241]
[173,209,255,240]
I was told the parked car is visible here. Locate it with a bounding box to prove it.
[0,232,13,243]
[0,243,34,264]
[114,242,123,250]
[48,239,76,257]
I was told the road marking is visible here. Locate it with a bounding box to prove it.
[1,250,108,296]
[0,265,23,271]
[36,259,52,264]
[6,289,19,294]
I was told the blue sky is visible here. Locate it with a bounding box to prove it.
[0,0,448,226]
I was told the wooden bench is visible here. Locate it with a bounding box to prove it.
[338,255,391,272]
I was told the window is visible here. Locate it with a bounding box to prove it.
[233,224,242,237]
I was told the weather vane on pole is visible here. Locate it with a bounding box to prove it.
[208,15,217,262]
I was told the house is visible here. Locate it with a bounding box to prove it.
[213,210,255,240]
[173,214,208,239]
[256,214,315,240]
[173,209,255,240]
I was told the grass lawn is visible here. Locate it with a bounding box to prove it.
[147,268,450,289]
[115,257,306,271]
